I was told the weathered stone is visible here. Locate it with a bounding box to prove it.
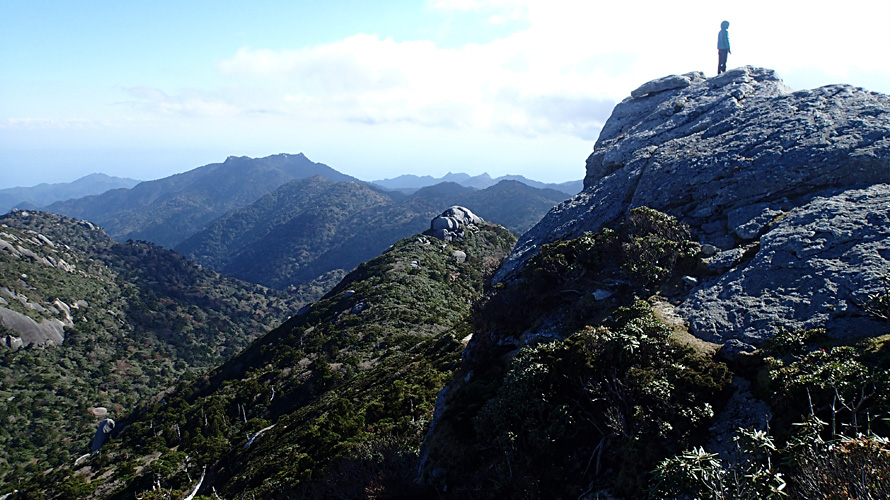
[700,244,719,257]
[3,335,23,350]
[680,185,890,342]
[431,216,461,232]
[706,247,745,272]
[716,339,757,362]
[91,418,115,453]
[592,289,613,300]
[0,306,66,347]
[630,73,694,98]
[493,66,890,343]
[0,238,20,257]
[89,407,108,418]
[426,206,484,241]
[727,203,783,240]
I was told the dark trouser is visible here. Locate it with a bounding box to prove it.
[718,49,729,74]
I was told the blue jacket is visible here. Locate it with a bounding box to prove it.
[718,21,730,51]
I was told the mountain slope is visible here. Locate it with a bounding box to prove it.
[0,174,141,215]
[0,211,303,488]
[46,153,358,248]
[41,213,516,499]
[177,178,566,291]
[419,68,890,498]
[175,177,395,290]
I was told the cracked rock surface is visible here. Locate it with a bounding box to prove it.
[494,66,890,342]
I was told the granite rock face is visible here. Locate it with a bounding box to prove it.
[680,185,890,342]
[495,66,890,342]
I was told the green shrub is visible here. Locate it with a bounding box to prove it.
[650,428,787,500]
[480,207,701,337]
[764,327,826,357]
[788,432,890,499]
[865,274,890,321]
[467,300,731,497]
[766,344,890,438]
[652,423,890,500]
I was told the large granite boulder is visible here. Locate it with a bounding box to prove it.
[426,206,484,242]
[0,306,66,347]
[494,66,890,342]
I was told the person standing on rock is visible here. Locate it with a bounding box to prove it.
[717,20,731,74]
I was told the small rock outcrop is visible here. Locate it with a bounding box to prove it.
[0,307,66,347]
[494,66,890,342]
[425,206,484,242]
[91,418,115,453]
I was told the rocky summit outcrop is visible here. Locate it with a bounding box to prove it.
[425,206,484,241]
[495,66,890,343]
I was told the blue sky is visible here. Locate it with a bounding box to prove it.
[2,0,889,189]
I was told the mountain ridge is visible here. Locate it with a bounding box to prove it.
[372,171,582,195]
[0,173,140,214]
[0,210,304,486]
[176,177,567,292]
[29,212,516,498]
[45,153,359,248]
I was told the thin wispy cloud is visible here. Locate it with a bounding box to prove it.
[124,87,242,117]
[0,118,103,130]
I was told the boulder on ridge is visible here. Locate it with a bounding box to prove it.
[426,206,484,242]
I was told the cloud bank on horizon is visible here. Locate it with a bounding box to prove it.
[1,0,888,188]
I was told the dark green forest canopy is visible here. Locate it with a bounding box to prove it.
[32,222,515,499]
[0,211,302,491]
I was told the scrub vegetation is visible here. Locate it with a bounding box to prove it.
[0,212,301,493]
[4,208,889,499]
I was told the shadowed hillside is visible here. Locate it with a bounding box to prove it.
[46,154,358,248]
[31,211,515,499]
[0,211,303,488]
[176,177,566,291]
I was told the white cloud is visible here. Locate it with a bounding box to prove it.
[214,30,618,140]
[135,0,890,146]
[124,87,242,117]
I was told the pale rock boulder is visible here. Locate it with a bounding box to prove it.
[426,206,484,242]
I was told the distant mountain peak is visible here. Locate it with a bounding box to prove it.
[45,153,360,248]
[372,171,581,196]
